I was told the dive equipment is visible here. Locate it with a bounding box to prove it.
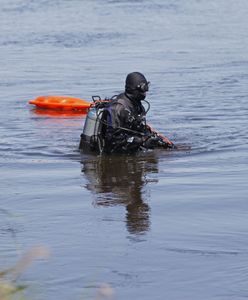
[79,96,175,153]
[79,96,111,152]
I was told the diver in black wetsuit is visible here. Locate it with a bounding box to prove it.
[101,72,174,154]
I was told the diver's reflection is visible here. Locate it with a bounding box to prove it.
[81,153,159,235]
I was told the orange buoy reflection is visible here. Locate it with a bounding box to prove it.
[30,108,88,118]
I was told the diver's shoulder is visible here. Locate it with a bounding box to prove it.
[115,92,131,105]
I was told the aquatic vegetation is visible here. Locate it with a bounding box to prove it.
[1,246,114,300]
[0,280,26,300]
[0,246,50,300]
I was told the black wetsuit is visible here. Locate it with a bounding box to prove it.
[102,92,151,153]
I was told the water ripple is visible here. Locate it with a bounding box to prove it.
[1,32,123,48]
[165,247,243,256]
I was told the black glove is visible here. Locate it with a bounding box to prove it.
[143,135,177,149]
[166,142,177,149]
[143,136,161,149]
[155,137,177,149]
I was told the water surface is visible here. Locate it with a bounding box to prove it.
[0,1,248,299]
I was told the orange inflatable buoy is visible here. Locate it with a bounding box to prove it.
[29,95,91,111]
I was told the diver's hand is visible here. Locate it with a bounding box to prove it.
[143,135,176,149]
[156,137,177,149]
[164,141,177,149]
[143,136,161,149]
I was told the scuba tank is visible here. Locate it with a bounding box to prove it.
[79,96,111,152]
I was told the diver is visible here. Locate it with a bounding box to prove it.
[79,72,175,154]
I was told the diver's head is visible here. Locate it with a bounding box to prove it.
[125,72,150,101]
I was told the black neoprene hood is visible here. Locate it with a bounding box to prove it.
[125,72,148,92]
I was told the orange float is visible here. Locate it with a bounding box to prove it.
[29,95,91,111]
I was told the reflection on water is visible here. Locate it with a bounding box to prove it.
[81,153,159,235]
[30,108,88,118]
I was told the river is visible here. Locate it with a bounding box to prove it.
[0,0,248,299]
